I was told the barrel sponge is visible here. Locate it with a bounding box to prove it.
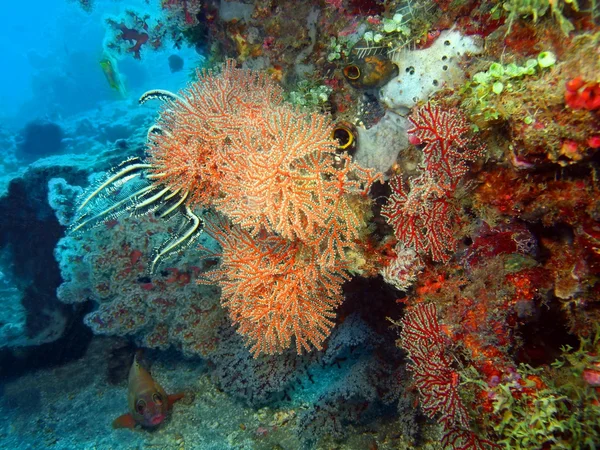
[354,110,409,178]
[380,29,483,114]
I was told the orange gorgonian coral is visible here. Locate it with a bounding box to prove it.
[146,59,284,208]
[200,216,348,356]
[147,61,378,355]
[72,60,381,356]
[216,104,378,267]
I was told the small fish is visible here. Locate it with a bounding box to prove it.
[100,56,126,97]
[343,53,398,90]
[113,352,184,429]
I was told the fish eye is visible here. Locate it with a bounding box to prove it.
[153,393,163,405]
[136,399,146,414]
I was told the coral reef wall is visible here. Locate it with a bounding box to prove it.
[1,0,600,449]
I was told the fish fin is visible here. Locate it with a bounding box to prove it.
[112,413,137,429]
[168,392,185,409]
[134,349,151,372]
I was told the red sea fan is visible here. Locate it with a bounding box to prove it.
[382,103,483,262]
[399,303,470,429]
[382,174,456,262]
[399,303,500,450]
[407,103,482,191]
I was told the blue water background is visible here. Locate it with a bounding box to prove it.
[0,0,202,130]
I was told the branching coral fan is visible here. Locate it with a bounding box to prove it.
[145,60,285,209]
[72,60,380,356]
[399,303,469,430]
[200,216,349,356]
[382,103,483,262]
[105,11,167,59]
[399,303,499,449]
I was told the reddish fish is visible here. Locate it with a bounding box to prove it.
[113,353,184,429]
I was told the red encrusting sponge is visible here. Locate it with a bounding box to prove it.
[565,76,600,111]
